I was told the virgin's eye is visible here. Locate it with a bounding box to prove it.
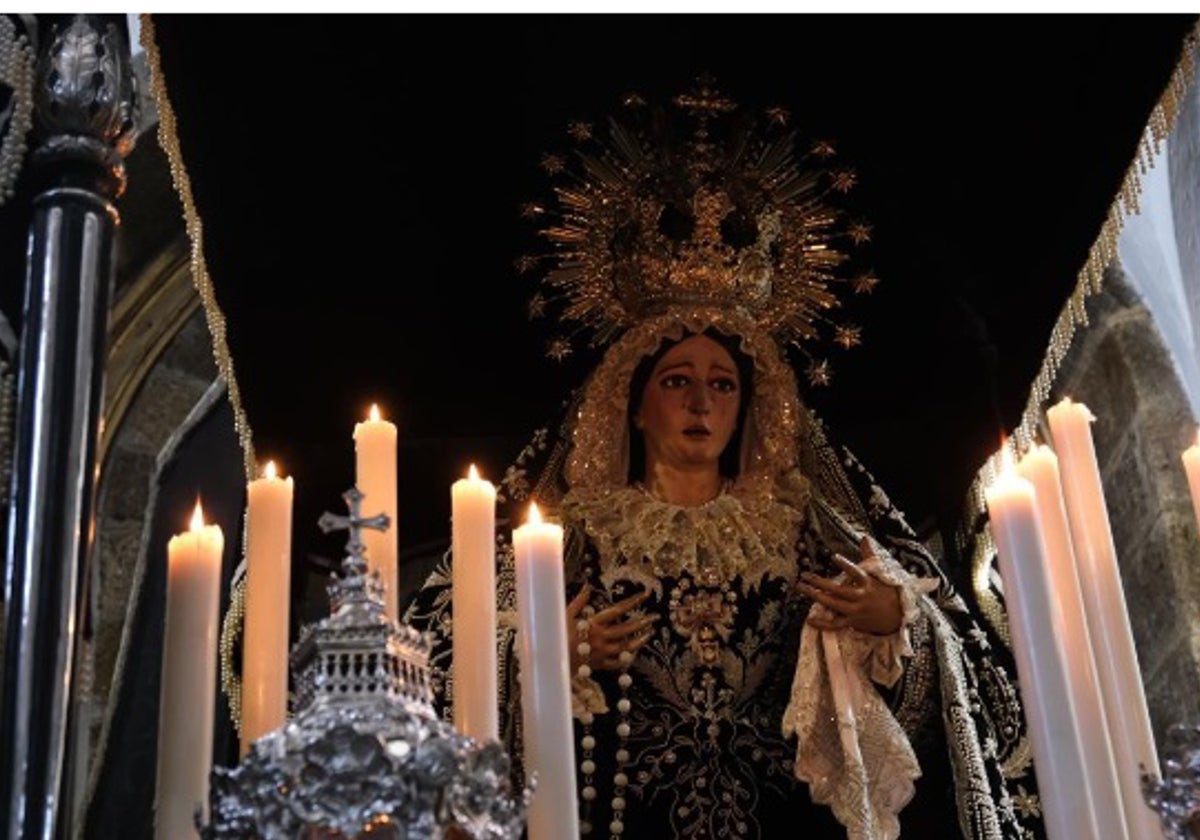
[710,377,739,394]
[660,374,690,389]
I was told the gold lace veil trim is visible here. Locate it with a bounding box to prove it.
[563,304,870,532]
[566,306,800,490]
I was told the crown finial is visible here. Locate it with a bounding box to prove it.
[673,73,736,117]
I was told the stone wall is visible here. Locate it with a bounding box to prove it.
[65,126,227,833]
[1051,260,1200,747]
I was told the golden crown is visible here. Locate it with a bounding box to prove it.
[518,76,878,386]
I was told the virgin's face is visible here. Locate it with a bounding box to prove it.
[634,334,742,473]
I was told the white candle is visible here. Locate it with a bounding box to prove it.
[155,500,224,840]
[1046,397,1161,838]
[985,452,1099,840]
[240,460,294,756]
[512,502,579,840]
[354,403,399,620]
[451,464,498,742]
[1017,445,1127,838]
[1183,429,1200,537]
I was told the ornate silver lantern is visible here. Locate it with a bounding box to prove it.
[201,488,531,839]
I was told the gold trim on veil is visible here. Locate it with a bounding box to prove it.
[560,305,869,530]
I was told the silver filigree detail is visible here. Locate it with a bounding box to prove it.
[1142,723,1200,839]
[202,488,532,839]
[38,15,138,149]
[33,15,139,195]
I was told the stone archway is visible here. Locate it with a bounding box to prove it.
[1040,260,1200,746]
[61,128,241,833]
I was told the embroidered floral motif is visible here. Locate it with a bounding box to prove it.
[562,476,944,840]
[668,579,740,663]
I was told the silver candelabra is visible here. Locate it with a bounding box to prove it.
[200,488,532,839]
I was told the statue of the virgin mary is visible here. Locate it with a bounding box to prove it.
[406,79,1044,840]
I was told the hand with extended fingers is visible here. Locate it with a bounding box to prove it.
[567,584,656,672]
[796,536,904,636]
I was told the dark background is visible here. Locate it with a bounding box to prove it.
[62,15,1200,568]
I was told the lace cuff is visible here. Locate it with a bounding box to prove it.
[851,546,939,687]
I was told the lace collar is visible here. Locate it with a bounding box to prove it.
[561,478,807,599]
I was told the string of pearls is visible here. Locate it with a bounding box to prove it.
[575,598,634,838]
[576,603,597,835]
[218,565,248,735]
[139,14,259,731]
[0,14,34,207]
[611,650,633,839]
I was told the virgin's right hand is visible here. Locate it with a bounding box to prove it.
[567,584,656,672]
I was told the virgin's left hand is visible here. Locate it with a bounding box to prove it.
[796,537,903,636]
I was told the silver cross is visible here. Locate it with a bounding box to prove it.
[318,487,390,566]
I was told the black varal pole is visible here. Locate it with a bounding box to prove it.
[0,14,139,839]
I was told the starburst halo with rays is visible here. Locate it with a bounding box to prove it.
[517,76,880,387]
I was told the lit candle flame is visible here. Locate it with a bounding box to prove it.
[468,463,480,481]
[264,460,277,480]
[528,501,542,525]
[190,499,205,532]
[369,404,381,422]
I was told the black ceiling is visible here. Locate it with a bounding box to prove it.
[72,15,1200,559]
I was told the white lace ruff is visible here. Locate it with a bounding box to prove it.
[561,483,802,599]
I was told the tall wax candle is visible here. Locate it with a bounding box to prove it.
[155,501,224,840]
[451,464,498,742]
[1183,429,1200,537]
[1017,445,1126,838]
[354,403,399,620]
[240,460,294,756]
[512,503,579,840]
[985,455,1099,840]
[1046,397,1161,839]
